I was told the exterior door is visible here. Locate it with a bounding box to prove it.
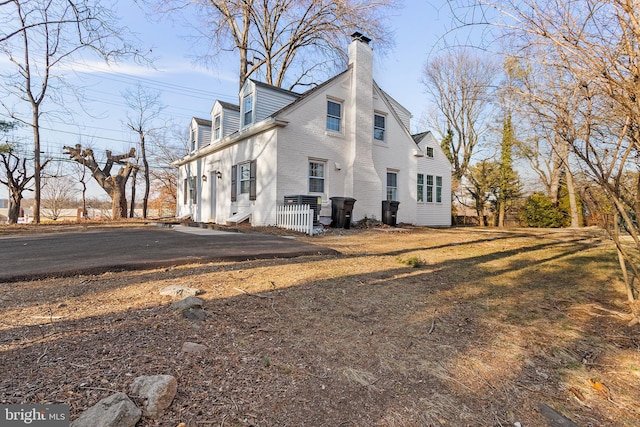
[210,171,217,221]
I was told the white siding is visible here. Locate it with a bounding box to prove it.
[177,38,452,228]
[380,88,412,131]
[223,109,239,138]
[415,132,452,226]
[199,127,212,148]
[254,84,298,123]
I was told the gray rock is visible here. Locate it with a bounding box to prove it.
[181,307,206,321]
[170,296,203,312]
[130,375,177,418]
[159,285,202,297]
[71,392,141,427]
[182,342,207,354]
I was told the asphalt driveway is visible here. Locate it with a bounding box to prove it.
[0,225,338,282]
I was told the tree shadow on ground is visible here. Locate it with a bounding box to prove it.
[1,228,638,426]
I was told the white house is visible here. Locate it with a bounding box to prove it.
[175,33,452,227]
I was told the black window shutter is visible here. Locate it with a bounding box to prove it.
[183,179,188,205]
[249,160,257,201]
[231,165,237,202]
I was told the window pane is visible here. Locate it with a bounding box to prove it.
[243,95,253,126]
[239,164,251,193]
[309,161,325,193]
[327,101,341,132]
[327,117,340,132]
[417,174,424,202]
[327,101,341,117]
[309,178,324,193]
[374,114,385,141]
[386,172,398,201]
[426,147,434,158]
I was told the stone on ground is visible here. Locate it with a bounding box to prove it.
[70,392,141,427]
[130,375,177,418]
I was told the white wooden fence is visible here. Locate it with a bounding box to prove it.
[276,204,314,235]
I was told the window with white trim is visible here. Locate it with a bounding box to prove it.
[326,100,342,132]
[426,147,434,158]
[436,176,443,203]
[214,114,221,140]
[386,171,398,201]
[190,128,196,152]
[417,173,424,202]
[242,94,253,127]
[188,177,196,204]
[426,175,433,203]
[309,161,326,193]
[374,114,386,141]
[239,163,251,194]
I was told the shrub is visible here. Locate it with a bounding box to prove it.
[397,255,425,268]
[519,193,565,228]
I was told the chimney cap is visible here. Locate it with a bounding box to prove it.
[351,32,371,45]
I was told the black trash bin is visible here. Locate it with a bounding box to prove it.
[330,197,356,229]
[382,200,400,226]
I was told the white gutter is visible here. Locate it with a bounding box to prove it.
[173,117,289,166]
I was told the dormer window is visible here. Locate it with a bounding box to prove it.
[214,114,221,140]
[242,93,254,127]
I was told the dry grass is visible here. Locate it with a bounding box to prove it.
[1,225,639,426]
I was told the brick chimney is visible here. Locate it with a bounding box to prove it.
[345,32,381,220]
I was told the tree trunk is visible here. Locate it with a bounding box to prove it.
[130,167,137,218]
[8,190,22,224]
[565,165,580,227]
[32,110,42,224]
[141,136,149,219]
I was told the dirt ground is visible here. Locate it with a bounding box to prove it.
[1,225,639,426]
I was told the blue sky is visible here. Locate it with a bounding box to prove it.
[1,1,461,200]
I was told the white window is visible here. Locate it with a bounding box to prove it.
[309,161,325,193]
[374,114,386,141]
[214,114,221,140]
[436,176,443,203]
[239,163,251,194]
[188,177,196,204]
[243,94,253,127]
[326,100,342,132]
[190,128,196,152]
[386,171,398,201]
[426,175,433,203]
[417,174,424,202]
[426,147,434,158]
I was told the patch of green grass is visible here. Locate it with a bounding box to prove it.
[397,255,426,268]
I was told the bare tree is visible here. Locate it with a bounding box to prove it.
[0,0,142,223]
[148,125,190,217]
[0,143,49,223]
[63,144,136,219]
[422,49,498,182]
[123,85,165,219]
[465,159,500,226]
[41,175,77,220]
[151,0,396,90]
[452,0,640,318]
